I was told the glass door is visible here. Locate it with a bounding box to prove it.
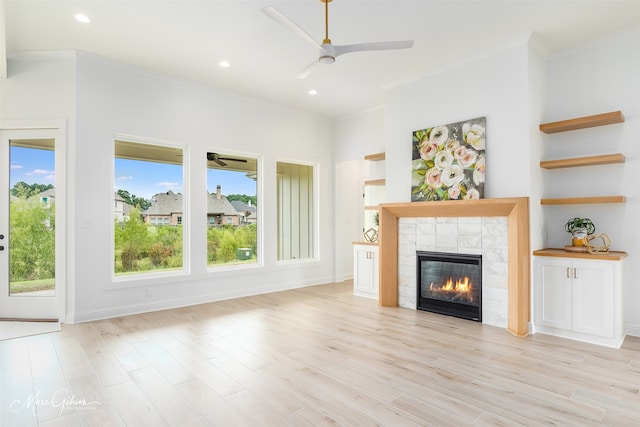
[0,129,59,320]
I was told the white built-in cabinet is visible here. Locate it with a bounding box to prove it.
[353,243,379,300]
[533,250,626,348]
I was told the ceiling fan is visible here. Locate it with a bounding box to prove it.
[207,152,248,167]
[263,0,414,79]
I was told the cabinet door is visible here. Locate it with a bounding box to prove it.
[354,245,373,295]
[572,260,614,337]
[353,245,379,299]
[370,246,379,296]
[534,258,572,330]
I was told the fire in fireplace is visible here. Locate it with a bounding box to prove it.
[416,251,482,322]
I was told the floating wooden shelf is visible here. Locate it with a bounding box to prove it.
[364,152,385,161]
[541,196,625,205]
[533,248,627,261]
[539,111,624,134]
[364,179,385,186]
[540,153,625,169]
[364,205,380,211]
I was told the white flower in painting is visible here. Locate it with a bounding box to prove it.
[441,164,464,187]
[434,149,454,170]
[425,167,442,189]
[454,145,466,161]
[445,138,460,152]
[473,156,485,185]
[419,141,438,161]
[464,188,480,200]
[429,126,449,145]
[458,148,478,168]
[448,185,461,199]
[463,123,485,150]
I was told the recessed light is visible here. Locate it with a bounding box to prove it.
[308,89,318,96]
[219,61,230,68]
[74,13,91,24]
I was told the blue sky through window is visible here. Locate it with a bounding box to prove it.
[10,146,256,201]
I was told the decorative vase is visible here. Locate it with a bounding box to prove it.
[572,236,587,247]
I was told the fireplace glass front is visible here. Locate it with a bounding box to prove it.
[416,251,482,322]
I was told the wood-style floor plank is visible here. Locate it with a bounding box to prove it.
[1,280,639,426]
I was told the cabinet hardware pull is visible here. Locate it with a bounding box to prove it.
[566,267,570,278]
[574,268,577,279]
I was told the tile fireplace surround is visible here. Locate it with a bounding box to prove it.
[378,198,530,336]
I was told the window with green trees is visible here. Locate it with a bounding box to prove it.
[206,152,258,266]
[114,139,184,276]
[8,140,56,295]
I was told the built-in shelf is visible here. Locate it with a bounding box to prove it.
[364,205,380,211]
[364,152,385,161]
[364,178,385,186]
[541,196,625,205]
[540,153,625,169]
[533,248,627,261]
[539,111,624,134]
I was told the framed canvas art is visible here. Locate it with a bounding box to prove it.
[411,116,485,202]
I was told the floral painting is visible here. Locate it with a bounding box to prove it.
[411,116,485,202]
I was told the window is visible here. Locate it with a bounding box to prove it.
[114,139,184,276]
[8,139,56,295]
[206,152,257,266]
[277,161,314,261]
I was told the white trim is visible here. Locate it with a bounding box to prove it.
[0,119,67,321]
[111,134,189,286]
[625,323,640,338]
[66,276,333,324]
[275,158,320,264]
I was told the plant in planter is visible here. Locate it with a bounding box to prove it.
[564,217,595,246]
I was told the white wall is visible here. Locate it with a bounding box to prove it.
[333,108,385,281]
[384,43,532,203]
[2,51,335,322]
[542,27,640,334]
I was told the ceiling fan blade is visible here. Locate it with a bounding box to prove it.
[333,40,414,57]
[218,157,248,163]
[296,60,319,80]
[262,7,322,50]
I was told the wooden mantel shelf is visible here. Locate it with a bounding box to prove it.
[378,197,530,337]
[540,153,624,169]
[539,111,624,134]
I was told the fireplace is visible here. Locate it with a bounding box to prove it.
[416,251,482,322]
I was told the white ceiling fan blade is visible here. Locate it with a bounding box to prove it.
[296,60,319,80]
[333,40,414,57]
[262,7,322,50]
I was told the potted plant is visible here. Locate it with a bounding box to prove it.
[564,217,595,246]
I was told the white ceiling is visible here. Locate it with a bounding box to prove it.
[2,1,640,118]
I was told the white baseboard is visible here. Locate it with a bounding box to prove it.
[65,277,334,324]
[625,322,640,338]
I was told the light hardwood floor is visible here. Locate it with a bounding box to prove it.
[1,281,639,426]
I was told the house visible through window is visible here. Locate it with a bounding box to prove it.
[206,152,257,266]
[114,139,184,276]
